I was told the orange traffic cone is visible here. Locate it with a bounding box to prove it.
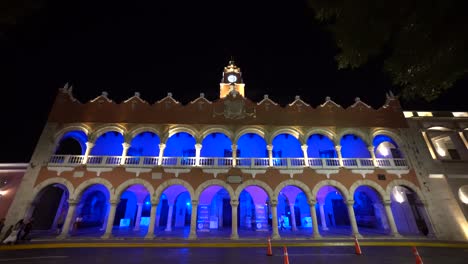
[283,246,290,264]
[412,246,424,264]
[353,235,362,255]
[266,237,273,256]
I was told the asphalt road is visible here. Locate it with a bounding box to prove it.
[0,246,467,264]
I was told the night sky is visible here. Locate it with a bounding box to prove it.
[0,0,466,162]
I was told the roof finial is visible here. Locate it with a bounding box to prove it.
[229,55,235,65]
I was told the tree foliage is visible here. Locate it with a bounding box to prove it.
[308,0,468,101]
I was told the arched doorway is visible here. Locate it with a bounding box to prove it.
[155,185,192,238]
[112,184,151,238]
[277,186,311,238]
[238,186,270,238]
[316,186,351,236]
[390,186,431,236]
[70,184,110,237]
[197,185,232,238]
[237,133,267,167]
[200,132,232,166]
[352,186,391,236]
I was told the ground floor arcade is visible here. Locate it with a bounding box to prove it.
[24,177,434,240]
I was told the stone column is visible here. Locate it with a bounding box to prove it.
[195,143,202,166]
[271,200,280,239]
[383,200,401,237]
[51,191,68,230]
[133,203,143,231]
[230,200,239,239]
[82,142,95,164]
[346,200,362,238]
[319,203,328,230]
[368,146,378,167]
[57,199,77,239]
[120,142,131,165]
[100,203,110,231]
[267,144,273,167]
[335,145,343,167]
[145,200,159,239]
[231,144,238,167]
[165,203,174,231]
[101,200,118,239]
[309,200,321,238]
[301,144,309,166]
[157,143,166,166]
[23,200,37,222]
[289,204,297,231]
[188,200,199,240]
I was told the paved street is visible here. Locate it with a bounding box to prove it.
[0,246,467,264]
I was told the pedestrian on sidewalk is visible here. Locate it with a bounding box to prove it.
[21,218,34,241]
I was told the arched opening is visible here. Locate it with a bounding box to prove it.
[128,132,160,157]
[340,134,370,158]
[307,134,336,158]
[112,184,151,237]
[277,186,311,238]
[373,135,402,159]
[55,131,87,155]
[316,186,351,236]
[272,134,302,166]
[200,132,233,166]
[28,184,70,237]
[165,132,196,165]
[238,186,270,238]
[91,131,124,156]
[352,186,390,236]
[237,133,267,167]
[155,185,192,238]
[390,186,431,237]
[197,185,232,238]
[70,184,110,237]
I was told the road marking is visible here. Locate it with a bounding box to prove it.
[0,256,69,262]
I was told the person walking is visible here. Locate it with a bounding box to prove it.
[21,218,34,241]
[3,224,20,244]
[279,214,285,230]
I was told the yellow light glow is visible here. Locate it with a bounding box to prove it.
[459,186,468,204]
[0,190,7,196]
[436,144,446,157]
[379,146,389,156]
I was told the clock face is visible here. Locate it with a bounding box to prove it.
[227,74,237,83]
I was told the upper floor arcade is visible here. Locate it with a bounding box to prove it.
[48,124,409,171]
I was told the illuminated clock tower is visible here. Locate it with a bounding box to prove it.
[219,60,245,98]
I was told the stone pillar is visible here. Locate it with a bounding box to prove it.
[421,131,437,159]
[165,204,174,231]
[319,203,328,230]
[267,144,273,167]
[335,145,343,167]
[120,142,131,165]
[230,200,239,239]
[100,203,110,231]
[309,200,321,238]
[51,191,68,230]
[368,146,378,167]
[157,143,166,166]
[231,144,237,167]
[346,200,362,238]
[301,144,309,166]
[188,200,199,240]
[195,143,202,166]
[271,200,280,240]
[57,199,77,239]
[23,200,37,222]
[144,200,158,239]
[133,203,143,231]
[383,200,401,237]
[289,204,297,231]
[101,200,118,239]
[82,142,95,164]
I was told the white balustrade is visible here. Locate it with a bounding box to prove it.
[47,155,409,170]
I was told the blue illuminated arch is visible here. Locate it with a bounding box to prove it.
[55,130,88,155]
[165,132,196,157]
[91,131,124,156]
[237,133,267,157]
[340,134,371,158]
[128,132,160,156]
[373,135,402,158]
[201,132,232,157]
[272,134,302,158]
[306,134,336,158]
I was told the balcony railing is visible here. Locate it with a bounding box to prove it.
[48,155,409,170]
